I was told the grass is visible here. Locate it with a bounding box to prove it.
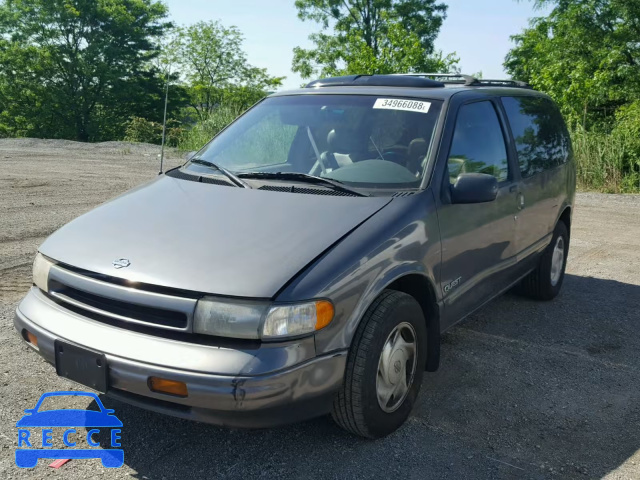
[571,127,640,193]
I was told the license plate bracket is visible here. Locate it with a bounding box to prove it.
[54,340,108,393]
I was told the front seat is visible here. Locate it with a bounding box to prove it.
[321,129,368,169]
[407,138,428,175]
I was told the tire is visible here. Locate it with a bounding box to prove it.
[519,220,569,300]
[331,290,427,438]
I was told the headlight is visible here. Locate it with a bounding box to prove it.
[32,253,54,292]
[193,297,334,340]
[193,297,269,339]
[262,300,334,339]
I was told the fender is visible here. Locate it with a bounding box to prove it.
[350,266,442,372]
[276,192,443,368]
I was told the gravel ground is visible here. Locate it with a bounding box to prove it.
[0,138,639,479]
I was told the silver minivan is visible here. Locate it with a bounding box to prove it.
[15,74,575,438]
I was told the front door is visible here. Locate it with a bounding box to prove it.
[437,99,520,327]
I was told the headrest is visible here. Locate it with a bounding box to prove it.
[327,129,360,153]
[408,138,428,157]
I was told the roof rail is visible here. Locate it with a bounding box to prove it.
[395,73,478,85]
[477,79,532,88]
[303,74,532,90]
[395,73,532,89]
[305,75,445,89]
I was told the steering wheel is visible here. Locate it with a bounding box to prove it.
[379,146,409,168]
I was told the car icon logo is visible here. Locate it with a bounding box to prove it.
[15,391,124,468]
[112,259,130,269]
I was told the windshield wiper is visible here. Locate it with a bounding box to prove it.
[237,172,368,197]
[189,158,251,189]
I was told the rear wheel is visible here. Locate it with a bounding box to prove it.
[331,290,427,438]
[519,220,569,300]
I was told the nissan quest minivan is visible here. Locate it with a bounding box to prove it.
[15,74,575,438]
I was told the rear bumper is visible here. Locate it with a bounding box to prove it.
[14,288,347,428]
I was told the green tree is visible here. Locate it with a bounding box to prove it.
[505,0,640,128]
[177,21,284,121]
[0,0,172,141]
[292,0,456,79]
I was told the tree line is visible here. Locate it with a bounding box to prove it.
[0,0,455,145]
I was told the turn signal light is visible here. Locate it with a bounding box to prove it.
[24,330,38,348]
[148,377,188,397]
[315,300,334,330]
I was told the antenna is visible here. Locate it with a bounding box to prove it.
[159,65,170,175]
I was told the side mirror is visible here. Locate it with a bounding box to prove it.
[450,173,499,204]
[184,151,197,161]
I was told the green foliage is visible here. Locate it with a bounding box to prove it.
[0,0,177,141]
[506,0,640,192]
[571,126,640,193]
[505,0,640,127]
[124,117,184,146]
[178,106,243,152]
[292,0,457,79]
[176,21,284,121]
[125,117,163,144]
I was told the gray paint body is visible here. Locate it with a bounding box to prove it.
[38,175,391,298]
[15,84,575,427]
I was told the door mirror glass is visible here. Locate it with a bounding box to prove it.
[450,173,499,204]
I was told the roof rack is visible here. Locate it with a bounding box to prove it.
[396,73,532,89]
[304,74,532,90]
[305,75,445,89]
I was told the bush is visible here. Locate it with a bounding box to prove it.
[124,117,185,146]
[124,117,162,144]
[571,122,640,193]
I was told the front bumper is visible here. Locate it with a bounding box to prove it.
[14,288,347,428]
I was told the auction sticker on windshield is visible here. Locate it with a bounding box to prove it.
[373,98,431,113]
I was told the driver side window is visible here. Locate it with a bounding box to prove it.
[448,101,509,183]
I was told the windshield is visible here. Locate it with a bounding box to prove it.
[186,94,443,189]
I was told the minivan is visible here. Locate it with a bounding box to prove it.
[15,74,575,438]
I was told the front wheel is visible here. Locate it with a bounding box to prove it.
[331,290,427,438]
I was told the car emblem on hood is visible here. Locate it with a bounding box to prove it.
[112,258,131,269]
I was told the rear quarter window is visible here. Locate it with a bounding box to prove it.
[501,96,571,178]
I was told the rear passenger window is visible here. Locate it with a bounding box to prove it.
[448,101,509,182]
[501,96,570,178]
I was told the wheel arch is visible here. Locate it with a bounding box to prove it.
[359,272,441,372]
[558,205,572,237]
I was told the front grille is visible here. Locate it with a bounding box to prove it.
[51,283,188,329]
[47,265,196,333]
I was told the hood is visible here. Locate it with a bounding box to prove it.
[40,176,391,298]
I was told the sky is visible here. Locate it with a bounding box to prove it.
[164,0,550,90]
